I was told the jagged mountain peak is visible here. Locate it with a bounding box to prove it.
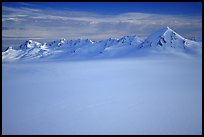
[5,46,13,51]
[141,27,189,49]
[2,27,202,62]
[149,26,183,40]
[19,39,42,50]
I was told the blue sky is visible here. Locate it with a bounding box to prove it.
[2,2,202,48]
[2,2,202,15]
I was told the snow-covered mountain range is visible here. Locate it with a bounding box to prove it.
[2,27,202,62]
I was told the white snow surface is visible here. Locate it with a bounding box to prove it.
[2,56,202,135]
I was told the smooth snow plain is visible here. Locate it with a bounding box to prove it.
[2,55,202,135]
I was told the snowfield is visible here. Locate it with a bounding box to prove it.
[2,56,202,135]
[2,27,202,134]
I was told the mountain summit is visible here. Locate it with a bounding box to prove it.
[2,27,202,62]
[141,27,188,48]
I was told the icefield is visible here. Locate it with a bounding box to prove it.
[2,56,202,135]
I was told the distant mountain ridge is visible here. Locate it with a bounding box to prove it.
[2,27,202,62]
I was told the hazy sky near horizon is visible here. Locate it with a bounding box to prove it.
[2,2,202,48]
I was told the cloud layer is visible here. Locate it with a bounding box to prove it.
[2,5,202,41]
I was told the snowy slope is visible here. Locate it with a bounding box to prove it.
[140,27,202,54]
[2,27,201,62]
